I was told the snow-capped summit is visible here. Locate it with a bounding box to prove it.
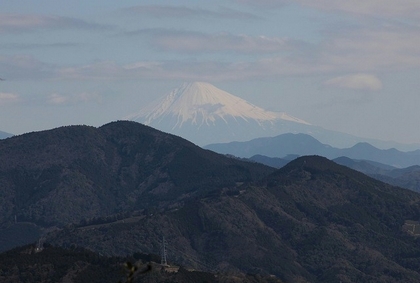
[129,82,309,126]
[127,82,312,145]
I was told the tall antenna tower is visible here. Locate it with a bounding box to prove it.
[161,236,168,266]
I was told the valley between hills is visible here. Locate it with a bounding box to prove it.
[1,121,420,282]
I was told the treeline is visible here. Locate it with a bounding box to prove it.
[75,210,144,228]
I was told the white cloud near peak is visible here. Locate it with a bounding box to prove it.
[48,93,68,105]
[0,92,20,105]
[324,73,383,91]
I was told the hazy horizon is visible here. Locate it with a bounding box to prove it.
[1,1,420,145]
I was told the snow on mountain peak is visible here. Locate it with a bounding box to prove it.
[129,82,310,128]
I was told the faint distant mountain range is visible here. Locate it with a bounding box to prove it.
[0,131,12,139]
[205,133,420,168]
[127,82,420,150]
[333,156,420,193]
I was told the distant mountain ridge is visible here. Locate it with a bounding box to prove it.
[0,130,12,139]
[333,156,420,192]
[205,133,420,168]
[246,154,420,193]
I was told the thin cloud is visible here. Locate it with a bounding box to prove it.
[47,92,101,105]
[236,0,420,20]
[123,5,259,20]
[55,58,327,82]
[57,60,239,81]
[295,0,420,20]
[0,14,108,33]
[322,25,420,72]
[234,0,288,8]
[5,24,420,83]
[58,61,128,80]
[0,92,20,105]
[130,29,300,53]
[324,74,383,91]
[0,42,80,50]
[0,55,55,80]
[48,93,68,105]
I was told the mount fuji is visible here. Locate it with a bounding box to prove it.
[132,82,309,127]
[128,82,312,145]
[127,82,417,150]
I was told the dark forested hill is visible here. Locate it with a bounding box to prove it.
[46,156,420,283]
[0,121,274,250]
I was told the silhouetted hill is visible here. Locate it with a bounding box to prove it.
[206,133,333,159]
[0,121,274,251]
[246,154,420,193]
[46,156,420,282]
[333,156,395,174]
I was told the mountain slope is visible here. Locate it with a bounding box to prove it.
[47,156,420,283]
[0,121,274,230]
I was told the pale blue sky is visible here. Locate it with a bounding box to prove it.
[1,0,420,144]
